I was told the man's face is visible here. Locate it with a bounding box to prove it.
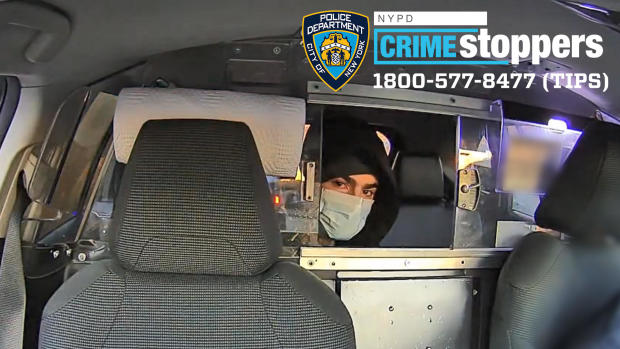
[322,174,378,200]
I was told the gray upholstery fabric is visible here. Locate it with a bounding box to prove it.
[565,296,620,349]
[110,119,281,275]
[397,155,444,200]
[40,260,355,348]
[490,233,620,349]
[536,121,620,240]
[491,122,620,349]
[40,119,355,348]
[381,206,453,247]
[381,155,452,247]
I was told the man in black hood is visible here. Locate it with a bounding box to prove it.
[319,115,399,246]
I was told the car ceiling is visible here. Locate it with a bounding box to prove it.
[1,0,619,117]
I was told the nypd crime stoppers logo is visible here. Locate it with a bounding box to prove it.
[303,11,369,91]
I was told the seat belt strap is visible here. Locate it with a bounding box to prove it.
[0,202,26,349]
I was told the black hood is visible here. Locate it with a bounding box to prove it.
[321,115,399,246]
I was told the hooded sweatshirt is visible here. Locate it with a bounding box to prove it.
[321,115,399,246]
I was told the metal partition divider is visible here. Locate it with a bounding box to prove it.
[300,247,510,271]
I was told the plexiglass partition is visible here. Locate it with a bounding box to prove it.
[272,105,324,256]
[453,104,504,248]
[454,107,583,248]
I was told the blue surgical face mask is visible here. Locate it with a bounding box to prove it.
[319,188,374,241]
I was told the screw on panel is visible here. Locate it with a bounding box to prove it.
[308,260,314,266]
[330,261,336,267]
[595,110,604,121]
[51,250,60,259]
[427,304,433,310]
[154,77,170,88]
[273,46,282,55]
[77,253,87,262]
[233,47,241,55]
[388,306,394,312]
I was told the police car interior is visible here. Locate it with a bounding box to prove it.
[0,1,619,348]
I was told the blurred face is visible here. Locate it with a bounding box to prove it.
[322,174,379,200]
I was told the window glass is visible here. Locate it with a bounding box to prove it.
[271,117,398,253]
[315,106,457,248]
[455,116,583,248]
[28,88,90,203]
[454,116,503,248]
[498,118,581,195]
[80,153,123,243]
[33,92,116,243]
[268,109,324,256]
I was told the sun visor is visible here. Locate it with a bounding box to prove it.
[113,88,305,177]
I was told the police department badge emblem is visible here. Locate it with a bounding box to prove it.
[303,11,369,91]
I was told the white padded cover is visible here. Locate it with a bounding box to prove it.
[114,88,305,177]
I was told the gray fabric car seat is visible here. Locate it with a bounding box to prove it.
[380,155,453,247]
[39,119,355,348]
[489,121,620,349]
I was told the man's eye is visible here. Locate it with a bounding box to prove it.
[363,190,376,197]
[335,180,347,188]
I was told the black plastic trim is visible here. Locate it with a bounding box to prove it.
[0,76,21,148]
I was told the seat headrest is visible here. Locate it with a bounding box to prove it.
[535,121,620,240]
[110,119,282,276]
[398,155,444,201]
[114,88,305,177]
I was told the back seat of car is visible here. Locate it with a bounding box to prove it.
[380,155,454,247]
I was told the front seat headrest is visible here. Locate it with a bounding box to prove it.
[398,155,444,201]
[535,121,620,240]
[110,119,281,276]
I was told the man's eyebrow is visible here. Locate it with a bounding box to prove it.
[362,182,379,190]
[346,176,378,189]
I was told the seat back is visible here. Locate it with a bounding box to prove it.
[490,121,620,349]
[39,92,354,348]
[381,155,453,247]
